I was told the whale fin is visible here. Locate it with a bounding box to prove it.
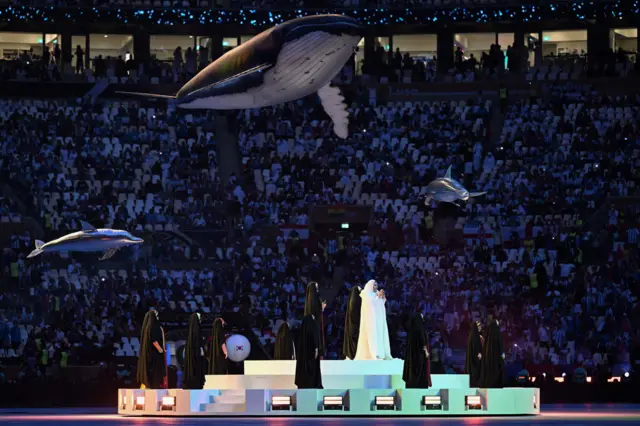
[99,248,119,261]
[469,191,487,198]
[444,166,452,179]
[27,240,46,258]
[81,221,96,231]
[183,63,273,100]
[317,84,349,139]
[115,91,176,99]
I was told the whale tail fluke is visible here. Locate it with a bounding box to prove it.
[27,240,45,258]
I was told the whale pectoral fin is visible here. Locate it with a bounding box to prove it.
[99,248,119,261]
[469,192,487,198]
[317,84,349,139]
[81,221,96,231]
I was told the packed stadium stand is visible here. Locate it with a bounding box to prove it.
[1,77,639,387]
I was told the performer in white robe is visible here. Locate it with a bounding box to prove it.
[354,280,393,360]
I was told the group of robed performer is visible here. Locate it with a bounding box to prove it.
[465,318,506,388]
[282,281,506,390]
[137,309,230,390]
[138,283,506,391]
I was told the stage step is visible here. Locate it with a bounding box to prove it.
[202,402,246,413]
[198,390,246,413]
[212,393,245,405]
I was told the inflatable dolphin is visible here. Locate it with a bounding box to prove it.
[424,166,487,207]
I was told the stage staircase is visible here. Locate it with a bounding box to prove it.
[200,390,245,413]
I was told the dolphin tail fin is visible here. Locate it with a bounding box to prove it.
[317,84,349,139]
[28,240,45,258]
[444,165,452,179]
[469,191,487,198]
[115,91,177,100]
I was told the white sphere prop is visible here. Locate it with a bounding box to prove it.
[226,334,251,362]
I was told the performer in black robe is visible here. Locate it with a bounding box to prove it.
[303,282,325,357]
[479,319,505,388]
[294,314,323,389]
[342,286,362,360]
[274,321,295,360]
[208,318,228,375]
[402,313,432,389]
[465,320,484,387]
[137,309,167,389]
[182,312,206,389]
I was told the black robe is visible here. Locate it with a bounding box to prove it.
[208,318,228,375]
[303,282,324,355]
[137,311,166,389]
[182,313,206,389]
[274,322,295,360]
[465,321,484,387]
[294,314,323,389]
[342,286,361,360]
[479,320,505,388]
[402,314,432,389]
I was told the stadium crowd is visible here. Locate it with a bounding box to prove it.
[0,67,639,387]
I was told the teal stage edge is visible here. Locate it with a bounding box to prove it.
[118,360,540,417]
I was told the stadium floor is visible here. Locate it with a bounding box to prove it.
[0,405,639,425]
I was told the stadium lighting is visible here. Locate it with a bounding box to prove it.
[422,396,442,410]
[607,377,621,383]
[586,376,592,383]
[553,377,565,383]
[323,396,344,410]
[160,396,176,411]
[624,372,630,378]
[134,396,145,411]
[374,396,395,411]
[271,396,292,411]
[465,395,482,410]
[121,395,127,410]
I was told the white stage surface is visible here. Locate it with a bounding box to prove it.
[119,360,540,417]
[206,360,469,390]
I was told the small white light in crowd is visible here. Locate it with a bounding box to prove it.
[553,377,564,383]
[542,373,546,377]
[104,35,108,38]
[586,376,592,383]
[465,395,481,410]
[271,396,292,411]
[624,372,630,378]
[562,372,566,377]
[423,396,442,410]
[374,396,395,411]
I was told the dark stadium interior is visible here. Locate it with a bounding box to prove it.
[1,0,640,424]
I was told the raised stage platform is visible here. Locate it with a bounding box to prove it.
[118,360,540,417]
